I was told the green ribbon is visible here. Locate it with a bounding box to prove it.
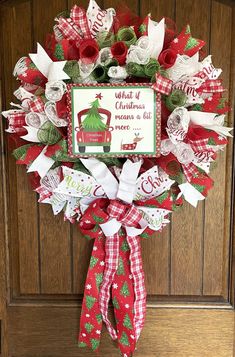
[104,58,119,70]
[165,89,187,111]
[37,121,62,145]
[117,27,137,47]
[49,139,78,162]
[144,59,160,77]
[96,31,116,49]
[126,62,147,78]
[91,65,108,82]
[63,60,80,82]
[151,67,169,83]
[13,144,34,160]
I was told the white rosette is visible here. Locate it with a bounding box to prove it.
[97,47,112,66]
[126,44,150,65]
[167,53,201,83]
[166,107,190,144]
[25,112,48,128]
[44,101,68,127]
[172,142,195,165]
[136,36,152,52]
[79,61,96,79]
[107,66,128,82]
[160,139,175,156]
[45,80,67,102]
[161,140,195,165]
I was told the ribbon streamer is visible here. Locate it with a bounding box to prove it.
[29,43,70,81]
[27,146,55,178]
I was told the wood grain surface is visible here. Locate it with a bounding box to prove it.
[7,307,234,357]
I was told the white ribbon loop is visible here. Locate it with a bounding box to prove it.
[81,158,119,199]
[117,159,142,204]
[29,43,70,81]
[100,218,122,236]
[189,111,233,137]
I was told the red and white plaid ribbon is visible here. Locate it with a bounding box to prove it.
[36,185,52,202]
[182,138,215,181]
[99,200,146,341]
[189,138,210,152]
[152,73,173,95]
[190,138,215,161]
[57,17,83,42]
[57,5,91,42]
[182,162,200,182]
[99,232,119,340]
[28,97,45,113]
[4,111,26,133]
[126,234,146,340]
[199,79,224,93]
[70,5,91,39]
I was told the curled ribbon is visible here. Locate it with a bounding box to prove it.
[161,107,219,182]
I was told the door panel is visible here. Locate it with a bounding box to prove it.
[0,0,234,356]
[7,307,234,357]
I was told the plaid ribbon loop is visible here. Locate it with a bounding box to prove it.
[108,200,143,227]
[199,79,224,93]
[152,73,173,95]
[56,5,91,43]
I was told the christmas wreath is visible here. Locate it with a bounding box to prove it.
[2,1,232,356]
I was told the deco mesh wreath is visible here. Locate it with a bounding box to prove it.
[2,1,232,356]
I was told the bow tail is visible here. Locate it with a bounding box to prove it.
[112,234,136,357]
[126,235,146,340]
[99,233,119,340]
[78,236,105,351]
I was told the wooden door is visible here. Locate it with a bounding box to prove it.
[0,0,234,356]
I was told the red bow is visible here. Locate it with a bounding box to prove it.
[78,198,146,357]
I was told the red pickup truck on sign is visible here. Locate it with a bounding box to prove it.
[75,108,113,153]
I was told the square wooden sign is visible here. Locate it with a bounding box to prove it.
[67,83,161,158]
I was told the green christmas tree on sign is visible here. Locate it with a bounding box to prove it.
[82,98,107,132]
